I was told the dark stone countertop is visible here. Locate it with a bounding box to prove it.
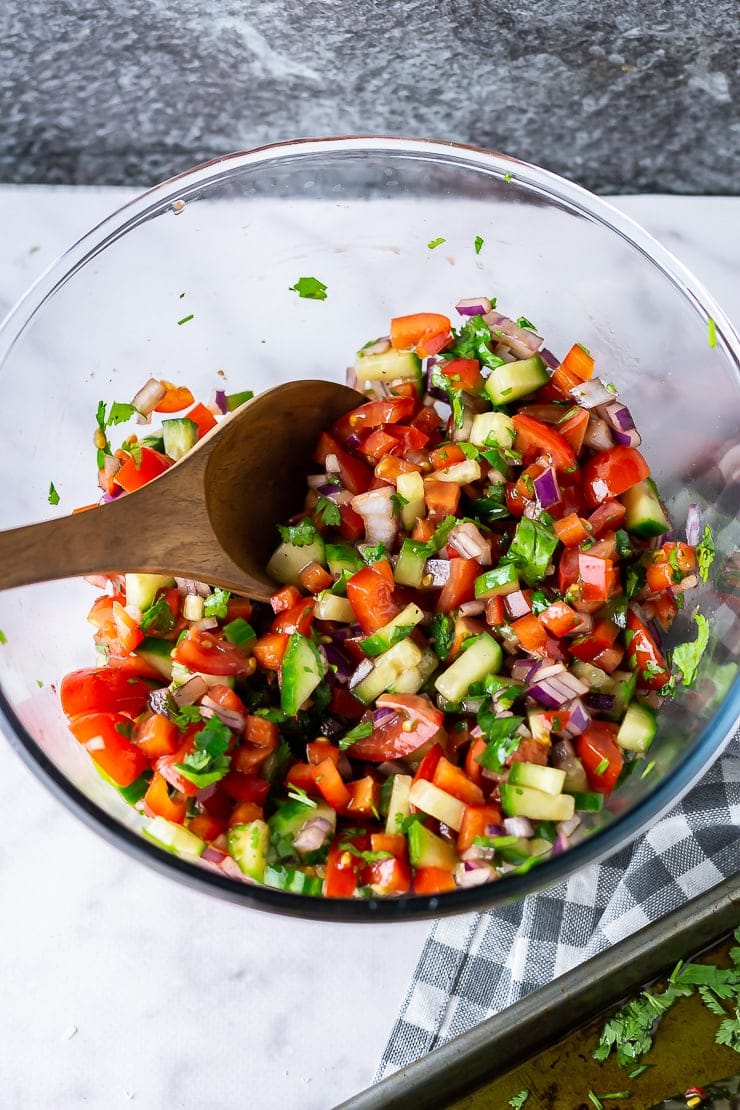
[0,0,738,193]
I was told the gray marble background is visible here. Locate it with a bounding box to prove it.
[1,1,738,194]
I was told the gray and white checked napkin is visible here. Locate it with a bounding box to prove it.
[376,730,740,1081]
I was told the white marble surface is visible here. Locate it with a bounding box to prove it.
[0,187,738,1110]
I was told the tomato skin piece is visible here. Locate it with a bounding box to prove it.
[511,413,576,472]
[60,666,154,718]
[576,722,623,794]
[582,446,650,506]
[432,755,485,806]
[625,609,671,690]
[172,627,254,675]
[346,564,400,634]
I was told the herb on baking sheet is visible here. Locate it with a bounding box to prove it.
[289,276,328,301]
[508,1090,529,1109]
[474,235,484,254]
[427,237,446,249]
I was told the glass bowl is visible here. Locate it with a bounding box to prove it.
[0,137,737,921]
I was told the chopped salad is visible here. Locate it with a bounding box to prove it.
[59,300,711,899]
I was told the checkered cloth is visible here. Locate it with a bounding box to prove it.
[376,730,740,1080]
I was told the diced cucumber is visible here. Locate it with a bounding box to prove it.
[360,602,424,657]
[508,761,566,797]
[409,779,466,830]
[352,638,423,704]
[280,633,324,716]
[136,636,174,680]
[269,799,336,862]
[354,346,422,383]
[226,819,270,881]
[407,821,457,870]
[125,572,176,611]
[325,542,364,579]
[396,471,426,531]
[434,632,503,703]
[607,669,637,719]
[432,458,482,484]
[143,816,206,858]
[314,592,355,623]
[387,648,438,695]
[570,660,612,690]
[484,355,549,406]
[266,536,326,586]
[393,538,428,588]
[469,411,516,449]
[384,774,413,834]
[616,700,658,753]
[500,783,576,822]
[263,863,323,896]
[474,562,520,598]
[162,417,199,461]
[569,790,604,812]
[620,478,670,539]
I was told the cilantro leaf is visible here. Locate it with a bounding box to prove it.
[339,720,373,751]
[287,784,318,807]
[449,315,504,373]
[508,1090,529,1109]
[339,843,394,863]
[516,316,536,330]
[505,517,559,586]
[361,541,388,564]
[474,235,484,255]
[48,481,60,506]
[316,495,341,527]
[277,517,320,547]
[289,276,328,301]
[673,610,710,687]
[107,401,137,426]
[177,313,194,325]
[427,237,446,249]
[175,716,231,787]
[204,587,231,619]
[390,491,409,515]
[429,365,466,429]
[475,712,524,772]
[140,594,176,634]
[695,523,715,583]
[429,612,454,661]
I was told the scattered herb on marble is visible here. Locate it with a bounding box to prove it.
[48,481,60,506]
[474,235,484,254]
[427,237,446,249]
[0,629,7,645]
[289,276,328,301]
[177,313,194,325]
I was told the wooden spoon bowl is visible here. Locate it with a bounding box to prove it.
[0,380,362,601]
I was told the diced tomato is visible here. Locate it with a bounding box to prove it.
[560,342,595,381]
[550,361,582,396]
[646,542,697,592]
[270,585,302,613]
[143,771,187,823]
[362,427,403,460]
[413,866,456,894]
[375,455,424,482]
[432,756,485,806]
[364,855,412,896]
[231,745,271,775]
[346,564,400,634]
[412,741,445,785]
[253,631,289,670]
[285,762,321,796]
[558,406,590,455]
[436,558,481,613]
[325,837,365,898]
[370,832,409,860]
[311,758,352,810]
[345,396,416,430]
[390,311,451,354]
[569,619,620,663]
[110,600,144,655]
[431,443,466,470]
[70,711,149,786]
[578,553,616,603]
[625,609,672,690]
[155,383,195,412]
[115,446,171,493]
[188,814,228,841]
[338,502,365,542]
[650,591,680,631]
[329,685,367,720]
[457,803,503,853]
[349,696,444,762]
[225,596,254,623]
[220,772,270,806]
[424,478,461,521]
[419,330,453,358]
[511,414,576,472]
[576,722,623,794]
[344,776,381,818]
[511,613,549,654]
[540,600,580,637]
[440,358,482,392]
[227,801,264,827]
[306,739,341,766]
[582,446,650,506]
[271,598,315,635]
[172,627,254,675]
[134,712,180,759]
[485,596,506,627]
[465,736,488,786]
[508,737,549,766]
[588,499,626,537]
[186,401,217,439]
[314,432,372,494]
[60,666,154,718]
[244,715,279,752]
[553,513,590,547]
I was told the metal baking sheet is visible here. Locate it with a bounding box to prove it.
[340,874,740,1109]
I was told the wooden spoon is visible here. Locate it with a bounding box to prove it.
[0,380,362,601]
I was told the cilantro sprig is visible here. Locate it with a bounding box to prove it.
[289,276,328,301]
[695,523,715,583]
[339,720,373,751]
[277,518,320,547]
[673,610,710,687]
[174,715,232,788]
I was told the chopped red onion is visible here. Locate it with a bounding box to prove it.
[199,697,246,732]
[202,845,228,864]
[458,599,485,617]
[372,707,397,726]
[569,378,615,409]
[345,366,359,390]
[172,675,208,706]
[307,473,330,489]
[175,577,212,597]
[569,611,594,637]
[539,347,560,370]
[220,854,247,881]
[425,359,449,402]
[528,673,588,708]
[456,861,496,886]
[362,336,391,357]
[449,521,492,563]
[425,558,452,587]
[455,297,493,317]
[332,622,364,643]
[550,741,589,792]
[293,816,333,854]
[84,573,113,590]
[482,312,543,359]
[599,401,641,447]
[562,697,592,737]
[551,834,569,856]
[322,643,353,683]
[191,616,219,632]
[586,691,616,713]
[505,590,532,621]
[685,503,703,547]
[503,816,534,838]
[345,432,362,450]
[533,466,560,509]
[510,658,540,683]
[213,389,228,414]
[583,415,614,451]
[348,658,374,691]
[131,377,167,418]
[557,816,581,838]
[351,487,398,547]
